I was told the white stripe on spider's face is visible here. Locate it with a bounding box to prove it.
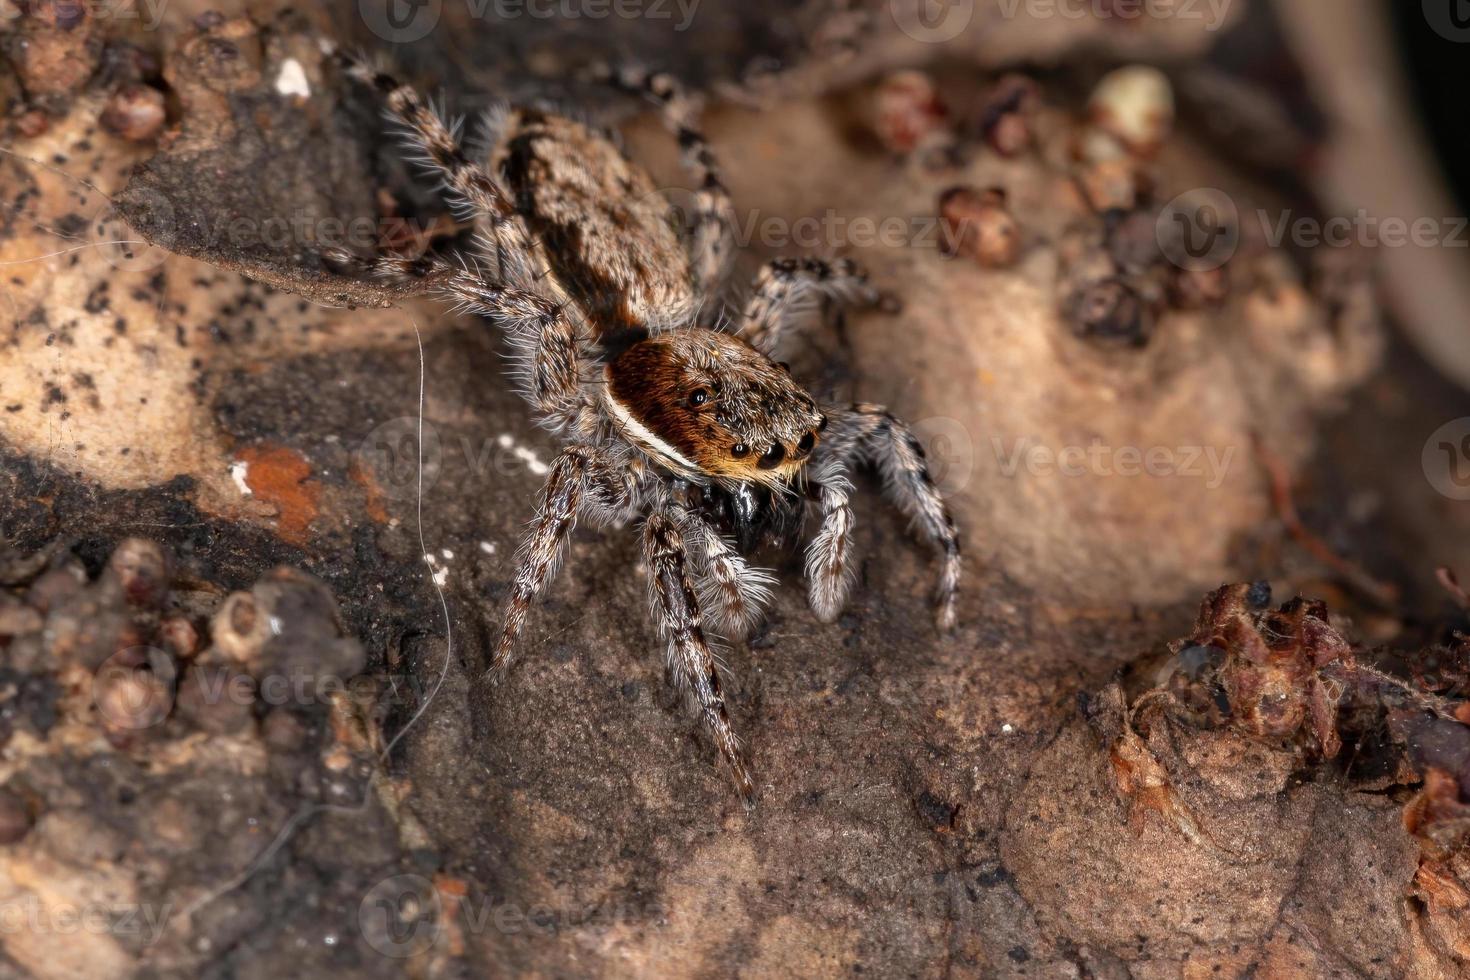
[602,387,702,478]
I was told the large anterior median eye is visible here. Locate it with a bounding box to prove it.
[757,443,786,469]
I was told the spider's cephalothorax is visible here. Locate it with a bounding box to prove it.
[336,55,962,804]
[604,332,825,487]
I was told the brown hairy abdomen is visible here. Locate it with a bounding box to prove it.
[496,114,695,343]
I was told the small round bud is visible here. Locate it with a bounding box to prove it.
[873,70,950,157]
[101,84,166,142]
[938,186,1022,268]
[1087,65,1174,158]
[976,74,1039,158]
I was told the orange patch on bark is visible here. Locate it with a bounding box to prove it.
[237,444,319,544]
[347,458,389,523]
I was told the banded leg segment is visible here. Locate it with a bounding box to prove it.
[644,510,755,804]
[341,54,549,293]
[737,257,878,356]
[597,64,737,305]
[489,445,630,681]
[804,458,858,623]
[818,403,961,632]
[330,251,589,428]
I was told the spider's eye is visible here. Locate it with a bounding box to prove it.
[688,388,709,408]
[731,443,750,459]
[817,415,829,432]
[757,443,786,469]
[798,432,815,453]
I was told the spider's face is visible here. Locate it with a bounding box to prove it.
[604,332,826,487]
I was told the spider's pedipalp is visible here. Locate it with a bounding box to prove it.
[675,504,776,638]
[817,403,961,632]
[644,508,755,804]
[737,257,879,356]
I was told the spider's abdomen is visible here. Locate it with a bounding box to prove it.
[603,331,826,486]
[492,110,697,339]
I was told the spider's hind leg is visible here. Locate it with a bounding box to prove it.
[736,257,880,356]
[596,64,736,306]
[340,54,547,292]
[324,250,589,428]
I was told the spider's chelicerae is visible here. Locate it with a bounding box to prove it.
[336,55,961,803]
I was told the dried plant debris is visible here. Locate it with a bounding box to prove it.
[1007,583,1470,974]
[0,537,426,979]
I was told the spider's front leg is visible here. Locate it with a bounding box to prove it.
[810,404,961,632]
[736,257,880,356]
[489,444,631,681]
[803,458,858,624]
[644,508,756,804]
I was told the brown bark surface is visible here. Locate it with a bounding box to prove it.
[2,2,1469,977]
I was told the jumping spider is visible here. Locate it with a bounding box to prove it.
[334,55,962,803]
